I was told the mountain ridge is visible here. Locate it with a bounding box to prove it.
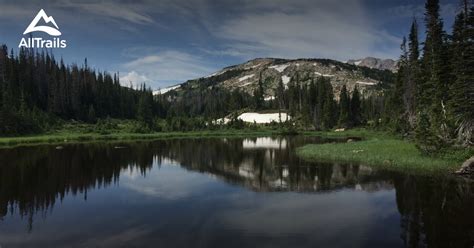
[346,57,398,72]
[154,57,395,100]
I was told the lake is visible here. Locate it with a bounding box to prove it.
[0,136,472,247]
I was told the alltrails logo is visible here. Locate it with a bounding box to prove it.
[19,9,67,48]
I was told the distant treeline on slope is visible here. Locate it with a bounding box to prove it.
[0,46,164,134]
[0,44,390,135]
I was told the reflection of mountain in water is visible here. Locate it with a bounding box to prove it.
[0,137,473,246]
[163,137,394,192]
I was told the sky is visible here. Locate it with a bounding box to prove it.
[0,0,462,90]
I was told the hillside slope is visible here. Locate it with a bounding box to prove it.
[154,58,395,100]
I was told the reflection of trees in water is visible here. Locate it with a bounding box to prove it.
[394,175,474,248]
[161,137,393,192]
[0,137,473,246]
[0,144,155,231]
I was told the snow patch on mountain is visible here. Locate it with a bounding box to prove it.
[269,64,290,73]
[281,75,291,85]
[238,74,255,82]
[356,81,377,86]
[153,85,180,95]
[315,72,334,77]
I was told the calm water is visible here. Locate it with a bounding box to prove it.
[0,136,472,248]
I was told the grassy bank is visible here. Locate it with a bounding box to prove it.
[0,129,288,148]
[0,119,294,148]
[2,125,472,175]
[297,129,473,174]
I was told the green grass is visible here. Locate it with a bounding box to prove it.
[297,129,473,175]
[0,129,288,148]
[2,124,471,175]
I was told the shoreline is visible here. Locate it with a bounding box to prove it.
[296,133,473,175]
[1,128,471,175]
[0,128,372,149]
[0,130,288,148]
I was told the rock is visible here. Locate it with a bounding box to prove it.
[456,156,474,175]
[347,136,362,142]
[335,128,345,132]
[347,57,398,72]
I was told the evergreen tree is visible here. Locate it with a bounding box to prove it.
[88,104,96,123]
[254,72,265,110]
[338,85,351,128]
[450,4,474,145]
[276,76,285,123]
[350,86,362,127]
[137,91,153,127]
[421,0,452,145]
[406,19,420,127]
[389,37,410,133]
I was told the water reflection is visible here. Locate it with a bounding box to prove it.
[0,137,472,247]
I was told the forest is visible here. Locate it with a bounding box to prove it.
[0,0,472,154]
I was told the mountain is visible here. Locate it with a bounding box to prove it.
[153,58,395,99]
[346,57,398,72]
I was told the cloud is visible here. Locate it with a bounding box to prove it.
[384,3,459,22]
[207,0,401,60]
[59,0,155,25]
[216,189,399,247]
[121,163,216,200]
[0,4,37,19]
[0,0,158,27]
[121,49,217,89]
[120,71,151,87]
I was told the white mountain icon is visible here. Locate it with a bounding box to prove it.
[23,9,61,36]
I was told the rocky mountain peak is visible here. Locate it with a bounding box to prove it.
[154,57,395,100]
[346,57,398,72]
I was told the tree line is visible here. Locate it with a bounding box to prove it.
[386,0,473,152]
[159,71,385,132]
[0,45,389,135]
[0,46,160,134]
[0,0,471,154]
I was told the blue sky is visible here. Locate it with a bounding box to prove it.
[0,0,461,89]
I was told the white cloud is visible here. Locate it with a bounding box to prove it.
[59,0,155,25]
[119,71,151,87]
[207,0,401,60]
[0,4,37,19]
[121,163,216,200]
[121,49,217,89]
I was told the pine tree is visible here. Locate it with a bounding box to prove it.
[338,85,351,128]
[0,45,6,109]
[254,72,265,110]
[137,92,153,127]
[276,76,285,123]
[88,104,96,123]
[419,0,452,147]
[406,19,420,127]
[450,4,474,145]
[350,86,362,127]
[314,77,337,130]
